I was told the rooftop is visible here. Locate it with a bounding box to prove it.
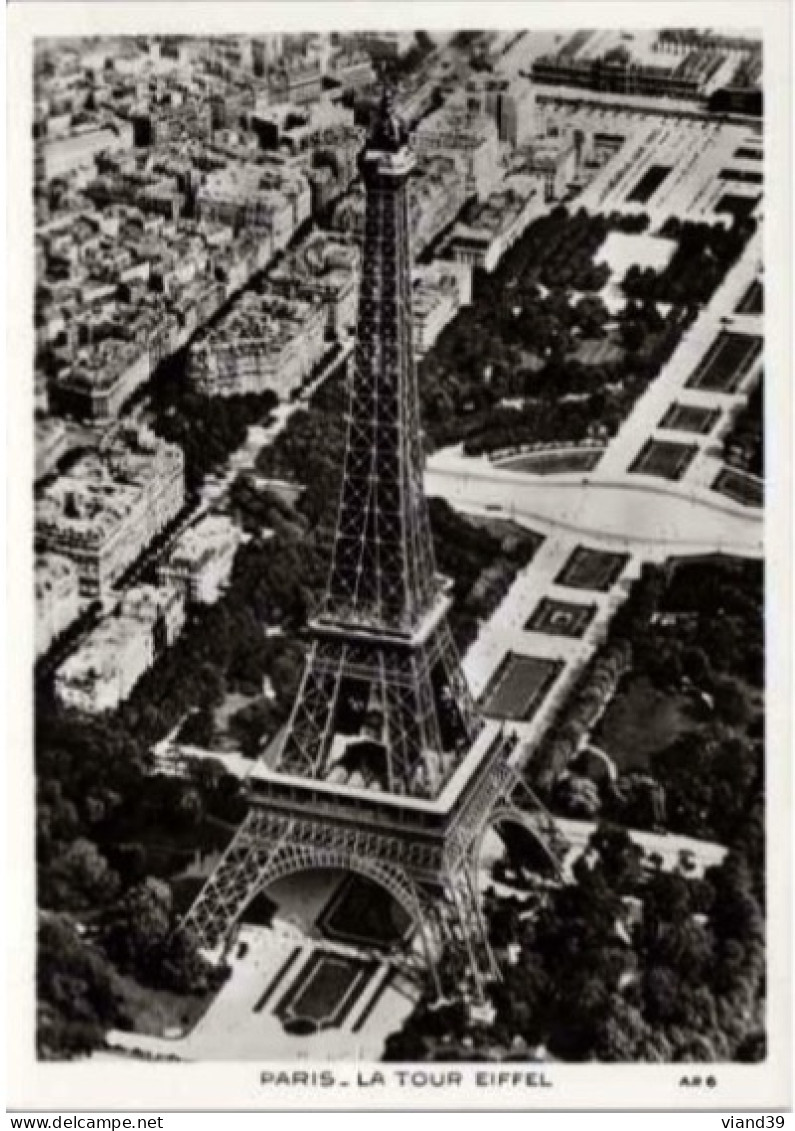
[121,581,183,623]
[36,426,183,543]
[192,288,322,356]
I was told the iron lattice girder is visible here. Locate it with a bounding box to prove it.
[180,804,498,976]
[323,152,436,633]
[443,761,517,873]
[277,616,480,789]
[181,805,447,951]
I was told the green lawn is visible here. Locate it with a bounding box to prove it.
[483,654,563,722]
[288,958,361,1023]
[504,448,603,476]
[594,676,698,772]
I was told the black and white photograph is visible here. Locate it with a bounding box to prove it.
[6,0,791,1114]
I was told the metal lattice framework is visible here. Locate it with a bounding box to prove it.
[180,806,495,997]
[271,87,482,799]
[180,764,564,999]
[181,90,567,1000]
[183,810,429,952]
[322,94,436,633]
[279,620,482,795]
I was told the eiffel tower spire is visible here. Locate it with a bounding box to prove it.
[370,81,407,152]
[321,81,437,633]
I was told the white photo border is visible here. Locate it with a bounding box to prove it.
[6,0,791,1111]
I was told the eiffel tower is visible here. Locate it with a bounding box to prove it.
[181,87,564,1001]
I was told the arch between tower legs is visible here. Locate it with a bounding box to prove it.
[471,801,568,885]
[253,849,500,1004]
[179,810,500,1003]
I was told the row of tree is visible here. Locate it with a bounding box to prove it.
[722,378,763,477]
[532,639,633,797]
[148,348,280,497]
[624,216,758,307]
[428,498,542,652]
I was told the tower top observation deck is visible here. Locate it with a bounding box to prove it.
[370,84,409,152]
[359,83,415,177]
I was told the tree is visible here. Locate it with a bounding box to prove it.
[592,995,660,1061]
[588,823,644,893]
[107,843,148,888]
[187,757,227,795]
[735,1030,766,1062]
[81,787,122,828]
[36,782,81,861]
[499,955,550,1038]
[554,774,602,818]
[154,926,227,995]
[711,676,751,728]
[230,698,278,758]
[101,878,172,977]
[195,664,227,708]
[575,294,609,337]
[37,915,128,1060]
[683,645,713,686]
[548,971,611,1060]
[179,707,216,748]
[176,786,205,830]
[643,965,680,1024]
[40,838,120,912]
[643,871,693,934]
[671,1032,719,1062]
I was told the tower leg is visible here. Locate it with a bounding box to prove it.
[451,880,487,1004]
[180,810,294,951]
[433,870,498,1007]
[412,891,444,1002]
[463,858,500,982]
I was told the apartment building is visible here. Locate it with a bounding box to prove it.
[54,583,185,713]
[35,426,185,598]
[188,289,327,398]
